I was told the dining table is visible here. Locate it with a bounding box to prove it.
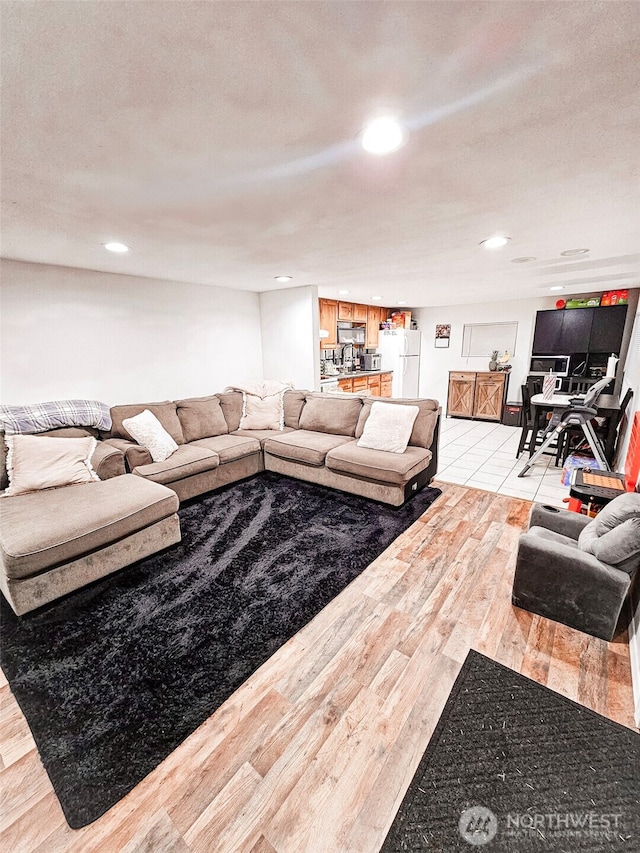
[530,391,621,465]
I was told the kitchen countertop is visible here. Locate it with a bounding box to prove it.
[320,370,392,384]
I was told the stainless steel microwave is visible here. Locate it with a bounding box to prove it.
[529,355,571,376]
[337,324,366,345]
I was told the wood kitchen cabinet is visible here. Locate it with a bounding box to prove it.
[380,373,392,398]
[352,375,369,394]
[319,299,338,349]
[337,378,353,392]
[368,374,381,396]
[447,371,508,421]
[353,303,368,323]
[338,301,354,321]
[366,306,381,347]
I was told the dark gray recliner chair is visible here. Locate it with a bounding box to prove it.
[512,493,640,641]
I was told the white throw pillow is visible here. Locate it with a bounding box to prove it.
[356,402,419,454]
[239,393,284,430]
[121,409,178,462]
[4,434,100,496]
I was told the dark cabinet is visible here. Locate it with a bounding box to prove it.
[588,305,627,353]
[532,305,627,355]
[532,310,565,354]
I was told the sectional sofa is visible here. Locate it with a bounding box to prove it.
[0,390,440,615]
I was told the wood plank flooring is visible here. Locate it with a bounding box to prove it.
[0,483,636,852]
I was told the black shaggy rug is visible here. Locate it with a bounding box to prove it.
[0,471,441,828]
[381,650,640,852]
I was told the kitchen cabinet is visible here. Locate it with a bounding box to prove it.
[338,378,353,392]
[368,374,381,396]
[352,375,369,394]
[380,373,392,398]
[366,306,381,348]
[353,303,368,323]
[447,371,508,421]
[319,299,338,349]
[588,305,627,353]
[338,301,354,321]
[532,305,627,355]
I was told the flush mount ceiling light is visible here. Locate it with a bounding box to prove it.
[560,248,589,256]
[361,116,407,155]
[103,242,130,253]
[397,301,407,305]
[371,295,383,301]
[338,289,350,295]
[511,256,537,263]
[480,235,511,249]
[550,286,565,291]
[274,275,293,282]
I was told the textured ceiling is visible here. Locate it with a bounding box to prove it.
[1,1,639,307]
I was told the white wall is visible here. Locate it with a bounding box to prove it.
[259,285,320,391]
[0,259,264,404]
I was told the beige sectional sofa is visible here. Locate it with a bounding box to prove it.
[0,390,440,615]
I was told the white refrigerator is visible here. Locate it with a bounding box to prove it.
[377,329,421,398]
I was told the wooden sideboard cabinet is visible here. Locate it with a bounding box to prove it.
[447,371,508,421]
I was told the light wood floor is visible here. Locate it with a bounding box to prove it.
[0,483,636,853]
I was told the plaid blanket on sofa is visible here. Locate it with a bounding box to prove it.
[0,400,112,434]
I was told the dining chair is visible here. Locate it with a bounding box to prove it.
[516,383,550,458]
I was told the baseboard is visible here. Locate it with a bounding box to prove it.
[628,597,640,727]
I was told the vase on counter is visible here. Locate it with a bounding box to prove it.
[489,351,499,371]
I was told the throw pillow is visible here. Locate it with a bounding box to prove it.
[121,409,178,462]
[239,393,285,431]
[356,402,419,453]
[4,434,100,496]
[578,492,640,568]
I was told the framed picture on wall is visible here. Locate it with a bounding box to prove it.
[435,324,451,348]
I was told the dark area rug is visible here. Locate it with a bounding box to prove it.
[381,650,640,852]
[0,471,440,828]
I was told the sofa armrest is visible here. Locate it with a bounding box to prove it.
[91,441,126,479]
[102,438,153,470]
[529,503,592,539]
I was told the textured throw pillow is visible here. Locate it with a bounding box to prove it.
[578,492,640,568]
[239,393,285,431]
[121,409,178,462]
[356,402,419,453]
[4,434,99,496]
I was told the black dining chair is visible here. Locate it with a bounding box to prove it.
[517,383,551,458]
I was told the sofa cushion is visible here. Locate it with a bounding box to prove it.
[133,445,219,485]
[176,395,228,442]
[121,410,179,462]
[217,392,244,432]
[298,393,363,437]
[355,397,439,449]
[577,493,640,571]
[264,430,353,467]
[326,443,432,485]
[190,435,261,464]
[283,390,308,429]
[110,401,185,445]
[0,474,178,580]
[240,393,285,430]
[357,402,419,453]
[4,435,100,496]
[232,427,295,447]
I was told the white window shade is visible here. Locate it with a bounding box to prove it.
[462,322,518,357]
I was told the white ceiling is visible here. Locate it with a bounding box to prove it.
[2,1,639,308]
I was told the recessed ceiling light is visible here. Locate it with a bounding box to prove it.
[397,301,407,305]
[274,275,293,282]
[338,289,350,295]
[480,235,511,249]
[550,286,565,291]
[560,248,589,256]
[511,256,537,263]
[371,295,383,301]
[361,116,408,155]
[103,242,130,253]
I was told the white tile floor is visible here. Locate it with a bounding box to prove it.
[436,417,571,507]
